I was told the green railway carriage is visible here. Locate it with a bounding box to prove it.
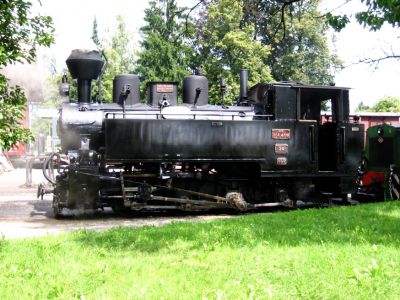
[355,123,400,200]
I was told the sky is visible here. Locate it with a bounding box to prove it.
[11,0,400,112]
[33,0,149,71]
[321,1,400,111]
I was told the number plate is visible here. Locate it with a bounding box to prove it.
[277,157,287,165]
[156,84,174,93]
[275,143,288,154]
[272,129,290,139]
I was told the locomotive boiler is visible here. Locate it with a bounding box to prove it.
[38,49,364,217]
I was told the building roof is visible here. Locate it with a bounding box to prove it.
[274,81,350,90]
[351,112,400,117]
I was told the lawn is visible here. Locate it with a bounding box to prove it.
[1,201,399,299]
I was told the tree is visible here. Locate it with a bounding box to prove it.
[194,0,273,104]
[192,0,340,104]
[135,0,195,97]
[227,0,400,65]
[325,0,400,32]
[90,16,137,102]
[355,101,370,112]
[0,0,54,150]
[369,96,400,112]
[91,17,101,49]
[324,0,400,64]
[241,0,341,84]
[355,0,400,30]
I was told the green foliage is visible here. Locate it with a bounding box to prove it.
[0,0,54,150]
[41,74,68,108]
[271,12,340,84]
[356,96,400,112]
[356,0,400,30]
[195,0,273,104]
[369,96,400,112]
[326,12,351,32]
[242,0,341,85]
[326,0,400,31]
[0,74,32,149]
[91,17,101,49]
[91,16,136,102]
[1,201,400,298]
[135,0,194,98]
[355,101,370,112]
[0,0,54,66]
[38,55,69,108]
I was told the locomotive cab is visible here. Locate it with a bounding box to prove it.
[296,85,364,195]
[250,83,364,199]
[296,86,351,172]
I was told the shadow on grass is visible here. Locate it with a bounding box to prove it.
[73,201,400,253]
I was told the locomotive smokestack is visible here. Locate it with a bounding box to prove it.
[66,49,104,103]
[240,69,248,100]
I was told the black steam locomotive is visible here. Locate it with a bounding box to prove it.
[38,49,364,217]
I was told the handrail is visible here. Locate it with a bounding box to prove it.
[309,125,315,162]
[104,111,274,120]
[340,126,346,162]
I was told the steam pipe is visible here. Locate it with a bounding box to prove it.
[240,69,248,100]
[77,79,92,103]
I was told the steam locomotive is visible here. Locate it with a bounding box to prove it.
[38,49,364,217]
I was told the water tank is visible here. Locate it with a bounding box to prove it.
[183,74,208,106]
[112,74,140,105]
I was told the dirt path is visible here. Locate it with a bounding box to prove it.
[0,169,232,239]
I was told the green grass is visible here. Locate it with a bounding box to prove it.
[1,202,400,299]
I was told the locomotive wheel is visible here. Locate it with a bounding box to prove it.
[111,204,132,216]
[52,196,63,219]
[53,206,62,219]
[389,165,400,200]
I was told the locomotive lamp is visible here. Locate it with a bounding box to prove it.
[59,73,69,97]
[220,78,226,96]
